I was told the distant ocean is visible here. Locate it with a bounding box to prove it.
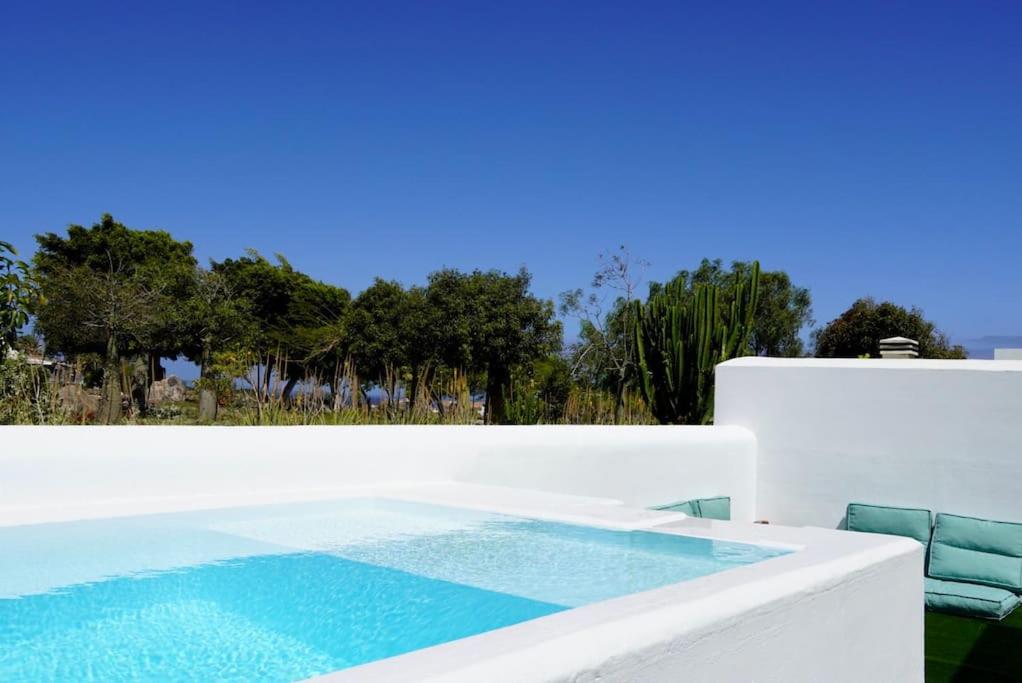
[960,336,1022,360]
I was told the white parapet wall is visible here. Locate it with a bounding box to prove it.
[716,357,1022,528]
[0,425,757,526]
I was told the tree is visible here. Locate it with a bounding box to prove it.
[279,271,351,398]
[343,279,411,403]
[39,263,168,423]
[426,268,561,423]
[560,246,648,422]
[213,251,350,400]
[1,241,37,358]
[813,298,967,359]
[32,215,197,421]
[656,258,813,357]
[32,213,197,382]
[181,268,255,421]
[400,285,442,408]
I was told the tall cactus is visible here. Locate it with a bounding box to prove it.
[632,261,759,424]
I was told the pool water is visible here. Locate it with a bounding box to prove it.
[0,499,788,681]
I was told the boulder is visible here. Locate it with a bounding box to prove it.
[149,376,187,404]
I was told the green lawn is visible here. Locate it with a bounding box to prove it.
[926,609,1022,682]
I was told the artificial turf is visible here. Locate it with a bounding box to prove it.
[926,608,1022,682]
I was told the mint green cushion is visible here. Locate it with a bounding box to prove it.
[846,503,932,546]
[653,500,697,515]
[928,513,1022,592]
[925,578,1021,620]
[695,497,731,521]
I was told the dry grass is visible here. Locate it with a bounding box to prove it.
[1,356,655,426]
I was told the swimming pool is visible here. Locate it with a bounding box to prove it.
[0,498,788,681]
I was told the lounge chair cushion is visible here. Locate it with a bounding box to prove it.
[846,503,933,546]
[695,497,731,521]
[925,577,1020,620]
[928,513,1022,593]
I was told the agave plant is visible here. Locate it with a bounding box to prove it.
[632,261,759,424]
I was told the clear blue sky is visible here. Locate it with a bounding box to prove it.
[2,1,1020,353]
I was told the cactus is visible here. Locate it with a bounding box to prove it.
[632,261,759,424]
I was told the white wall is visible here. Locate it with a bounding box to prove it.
[0,425,757,525]
[716,357,1022,528]
[574,539,923,683]
[994,348,1022,360]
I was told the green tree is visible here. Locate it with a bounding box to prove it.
[181,268,255,421]
[309,280,439,413]
[1,241,37,358]
[656,258,813,357]
[426,268,561,424]
[38,264,168,423]
[343,279,411,402]
[213,251,350,400]
[280,272,351,398]
[813,298,966,359]
[32,215,198,422]
[34,216,197,374]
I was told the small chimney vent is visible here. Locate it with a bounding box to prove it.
[879,336,919,359]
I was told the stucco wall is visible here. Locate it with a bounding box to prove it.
[0,425,757,525]
[547,536,923,683]
[716,357,1022,528]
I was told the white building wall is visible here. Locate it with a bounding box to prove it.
[716,357,1022,528]
[994,347,1022,360]
[0,425,757,525]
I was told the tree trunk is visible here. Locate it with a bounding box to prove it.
[388,376,399,418]
[484,365,510,425]
[281,375,299,404]
[197,343,218,422]
[262,362,273,401]
[613,374,626,425]
[408,366,420,415]
[432,388,446,417]
[198,389,218,422]
[98,335,122,424]
[148,352,166,384]
[327,377,339,411]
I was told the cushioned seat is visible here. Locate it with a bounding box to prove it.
[928,513,1022,593]
[925,577,1021,620]
[845,503,932,546]
[652,497,730,520]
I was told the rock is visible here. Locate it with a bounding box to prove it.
[149,376,187,404]
[58,384,100,419]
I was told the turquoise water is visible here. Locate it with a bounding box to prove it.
[0,499,788,681]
